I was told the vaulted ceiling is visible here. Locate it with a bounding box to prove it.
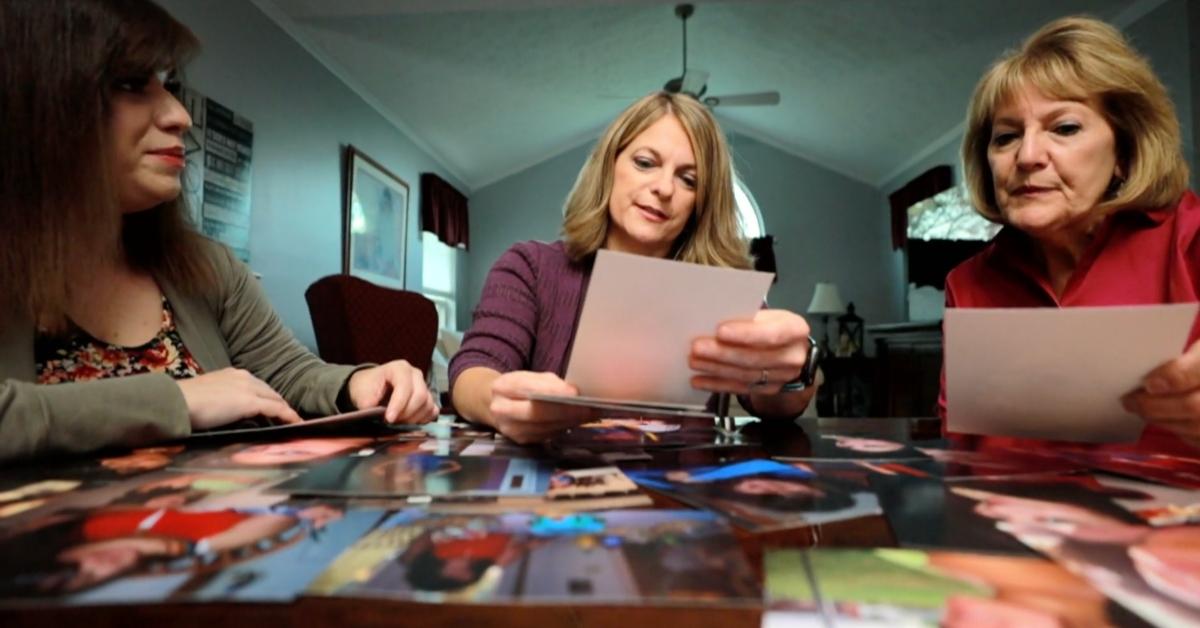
[260,0,1146,191]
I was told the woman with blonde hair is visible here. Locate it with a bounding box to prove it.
[942,15,1200,451]
[0,0,436,462]
[451,92,817,443]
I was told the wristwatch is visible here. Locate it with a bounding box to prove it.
[780,335,820,392]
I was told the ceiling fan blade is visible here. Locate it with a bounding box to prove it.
[680,69,709,97]
[703,91,781,107]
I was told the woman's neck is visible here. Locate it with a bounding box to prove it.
[1035,226,1095,298]
[603,232,672,259]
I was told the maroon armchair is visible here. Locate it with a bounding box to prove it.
[304,274,439,377]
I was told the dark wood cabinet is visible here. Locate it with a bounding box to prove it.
[867,321,943,418]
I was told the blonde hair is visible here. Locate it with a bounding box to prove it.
[962,15,1188,223]
[562,92,750,269]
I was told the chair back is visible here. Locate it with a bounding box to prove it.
[304,274,439,376]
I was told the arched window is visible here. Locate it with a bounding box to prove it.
[733,174,765,239]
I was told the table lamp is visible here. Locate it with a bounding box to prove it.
[807,282,845,354]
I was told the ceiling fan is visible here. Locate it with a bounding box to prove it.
[664,3,780,108]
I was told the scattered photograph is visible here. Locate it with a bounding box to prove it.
[309,509,759,605]
[0,504,385,604]
[627,459,880,531]
[764,547,1111,627]
[954,486,1200,626]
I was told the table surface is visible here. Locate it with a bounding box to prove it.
[0,417,1017,628]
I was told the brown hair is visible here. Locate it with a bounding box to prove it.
[962,15,1189,223]
[561,92,750,269]
[0,0,215,330]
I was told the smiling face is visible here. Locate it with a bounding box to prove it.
[604,113,698,258]
[987,84,1120,241]
[106,71,192,214]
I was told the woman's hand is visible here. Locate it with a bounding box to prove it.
[1124,339,1200,446]
[689,309,812,394]
[177,368,303,430]
[347,360,438,425]
[488,371,594,443]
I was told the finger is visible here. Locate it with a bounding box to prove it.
[715,310,810,348]
[490,397,534,424]
[1124,390,1200,422]
[1142,340,1200,395]
[256,398,303,424]
[689,355,799,388]
[492,372,577,399]
[691,337,806,372]
[395,368,430,424]
[383,369,413,424]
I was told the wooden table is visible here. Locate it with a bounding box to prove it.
[1,417,942,628]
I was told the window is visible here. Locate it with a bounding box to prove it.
[733,175,764,239]
[421,231,458,330]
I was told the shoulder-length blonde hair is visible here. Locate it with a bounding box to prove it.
[0,0,215,331]
[962,15,1188,223]
[562,92,750,269]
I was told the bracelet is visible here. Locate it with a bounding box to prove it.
[780,336,820,392]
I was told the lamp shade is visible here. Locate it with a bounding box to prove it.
[807,282,845,315]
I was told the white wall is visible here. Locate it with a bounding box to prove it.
[158,0,466,350]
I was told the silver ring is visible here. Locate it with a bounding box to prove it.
[755,368,769,387]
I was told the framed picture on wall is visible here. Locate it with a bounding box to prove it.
[342,145,409,288]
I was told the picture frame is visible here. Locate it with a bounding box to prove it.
[342,145,409,288]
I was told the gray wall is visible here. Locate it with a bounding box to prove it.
[728,135,900,327]
[1127,0,1196,181]
[466,141,593,329]
[465,133,901,333]
[158,0,466,350]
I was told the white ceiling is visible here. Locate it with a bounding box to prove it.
[258,0,1151,191]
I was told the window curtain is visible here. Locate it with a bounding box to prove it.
[887,165,952,250]
[420,173,470,249]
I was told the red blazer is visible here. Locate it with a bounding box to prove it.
[940,190,1200,454]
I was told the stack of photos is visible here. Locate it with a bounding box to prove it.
[272,451,553,499]
[952,485,1200,626]
[308,509,759,605]
[626,459,880,531]
[763,547,1112,627]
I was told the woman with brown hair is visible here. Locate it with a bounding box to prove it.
[450,92,817,443]
[0,0,436,462]
[942,16,1200,452]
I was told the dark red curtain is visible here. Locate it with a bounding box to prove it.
[420,173,469,249]
[887,165,952,250]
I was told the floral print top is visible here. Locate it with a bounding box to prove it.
[35,297,203,384]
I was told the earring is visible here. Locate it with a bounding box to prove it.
[1105,175,1125,198]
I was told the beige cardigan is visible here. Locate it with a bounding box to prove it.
[0,243,359,463]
